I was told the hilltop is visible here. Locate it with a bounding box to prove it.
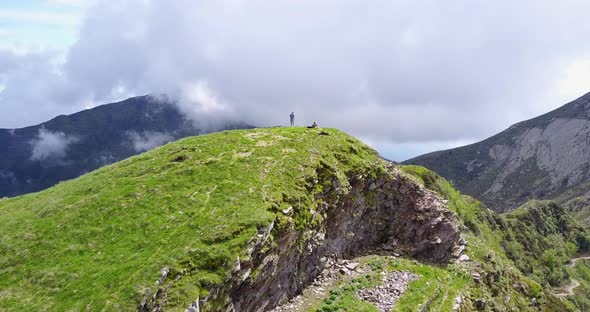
[0,95,249,198]
[1,127,589,311]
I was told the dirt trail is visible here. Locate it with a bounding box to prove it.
[566,256,590,268]
[554,278,580,297]
[269,259,365,312]
[553,256,590,297]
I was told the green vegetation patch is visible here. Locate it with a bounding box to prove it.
[389,258,469,312]
[0,127,382,311]
[563,259,590,310]
[503,200,590,287]
[311,256,469,312]
[401,165,590,311]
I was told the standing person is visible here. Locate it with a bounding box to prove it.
[289,112,295,126]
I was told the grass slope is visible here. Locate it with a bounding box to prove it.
[401,165,590,311]
[313,256,470,312]
[3,127,589,312]
[0,127,382,311]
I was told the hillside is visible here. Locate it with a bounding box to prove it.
[1,128,589,311]
[400,167,590,311]
[405,92,590,212]
[0,95,249,198]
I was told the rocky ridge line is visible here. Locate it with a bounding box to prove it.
[224,163,462,311]
[140,162,463,312]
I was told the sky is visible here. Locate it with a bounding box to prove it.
[2,0,590,161]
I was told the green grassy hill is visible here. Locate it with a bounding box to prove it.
[1,127,590,311]
[0,127,382,311]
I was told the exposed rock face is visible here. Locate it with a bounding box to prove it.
[486,118,590,194]
[268,258,365,312]
[406,92,590,211]
[211,163,461,312]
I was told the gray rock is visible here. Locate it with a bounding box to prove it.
[476,299,486,310]
[452,295,462,310]
[220,166,461,312]
[156,266,169,286]
[339,267,350,275]
[472,272,481,284]
[185,299,200,312]
[357,271,419,312]
[458,254,470,262]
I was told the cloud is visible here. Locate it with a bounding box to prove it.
[0,1,88,51]
[0,170,16,185]
[45,0,96,8]
[178,80,231,114]
[3,0,590,161]
[147,80,237,130]
[126,131,174,152]
[0,10,79,26]
[95,154,115,166]
[0,49,91,128]
[0,29,13,37]
[362,137,474,162]
[557,59,590,100]
[30,128,79,161]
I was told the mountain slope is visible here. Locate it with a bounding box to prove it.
[0,128,397,311]
[405,92,590,212]
[0,95,249,198]
[2,127,589,311]
[400,166,590,311]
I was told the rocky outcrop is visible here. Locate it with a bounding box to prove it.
[184,162,461,312]
[484,118,590,199]
[357,271,418,312]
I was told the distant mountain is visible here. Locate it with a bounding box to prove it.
[405,92,590,212]
[0,95,250,198]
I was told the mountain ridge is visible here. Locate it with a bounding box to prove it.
[0,95,250,198]
[405,92,590,211]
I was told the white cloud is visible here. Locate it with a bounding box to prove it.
[126,131,174,152]
[364,138,474,162]
[557,58,590,101]
[0,170,16,184]
[179,80,230,114]
[45,0,95,8]
[0,10,79,26]
[4,0,590,157]
[0,29,13,37]
[30,128,79,161]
